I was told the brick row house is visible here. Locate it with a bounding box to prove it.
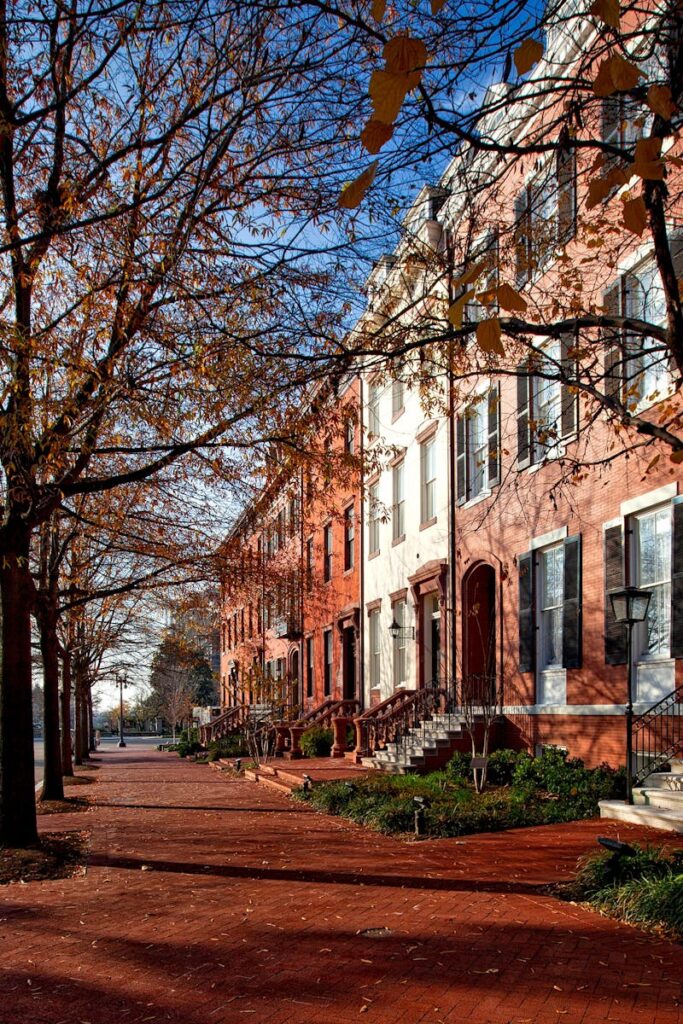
[213,1,682,798]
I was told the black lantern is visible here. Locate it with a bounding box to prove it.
[609,586,652,625]
[389,617,415,642]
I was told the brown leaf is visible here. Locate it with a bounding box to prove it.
[670,450,683,464]
[592,59,615,97]
[369,70,411,124]
[586,177,612,209]
[630,160,665,181]
[448,289,476,329]
[590,0,620,28]
[371,0,386,22]
[452,259,487,290]
[476,318,505,356]
[622,195,647,236]
[634,136,662,163]
[496,282,528,313]
[513,39,543,76]
[646,84,676,120]
[609,55,643,91]
[338,161,378,210]
[431,0,447,12]
[361,120,394,154]
[383,34,428,74]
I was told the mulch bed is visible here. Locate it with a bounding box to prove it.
[0,830,89,885]
[36,795,91,815]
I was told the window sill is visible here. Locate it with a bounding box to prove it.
[392,534,405,547]
[344,566,354,576]
[368,549,380,560]
[391,407,405,423]
[419,516,437,531]
[460,489,492,510]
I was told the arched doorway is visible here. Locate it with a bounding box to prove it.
[462,563,496,704]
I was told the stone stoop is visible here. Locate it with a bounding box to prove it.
[241,759,368,795]
[361,714,471,775]
[599,759,683,833]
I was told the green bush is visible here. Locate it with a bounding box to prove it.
[571,844,680,898]
[445,750,472,781]
[486,748,525,786]
[301,726,334,758]
[207,733,249,761]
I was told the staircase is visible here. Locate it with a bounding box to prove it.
[599,684,683,833]
[362,712,469,773]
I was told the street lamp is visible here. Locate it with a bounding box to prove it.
[116,671,129,748]
[609,586,651,805]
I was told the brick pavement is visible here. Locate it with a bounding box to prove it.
[2,748,682,1024]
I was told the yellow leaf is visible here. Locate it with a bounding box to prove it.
[371,0,386,22]
[622,195,647,236]
[476,318,505,356]
[369,69,411,124]
[496,282,528,313]
[383,34,428,74]
[431,0,447,11]
[338,162,378,210]
[513,39,543,76]
[590,0,620,28]
[448,289,476,329]
[475,289,497,306]
[646,84,676,121]
[452,259,487,291]
[670,450,683,464]
[360,120,394,154]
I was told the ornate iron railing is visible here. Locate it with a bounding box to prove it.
[354,683,453,757]
[199,703,249,745]
[631,684,683,786]
[294,698,360,729]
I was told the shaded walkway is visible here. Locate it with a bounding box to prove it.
[2,748,682,1024]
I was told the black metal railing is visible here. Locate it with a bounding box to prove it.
[631,684,683,786]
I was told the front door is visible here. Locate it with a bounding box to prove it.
[342,626,356,701]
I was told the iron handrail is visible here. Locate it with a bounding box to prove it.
[631,683,683,786]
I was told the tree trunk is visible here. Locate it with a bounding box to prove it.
[0,521,38,847]
[38,605,64,802]
[88,688,96,753]
[80,683,90,761]
[60,651,74,776]
[74,659,84,766]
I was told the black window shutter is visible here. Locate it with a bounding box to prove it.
[514,189,530,288]
[671,497,683,659]
[556,146,576,244]
[487,386,500,487]
[456,415,468,504]
[562,534,582,669]
[516,368,532,468]
[518,551,535,673]
[603,282,623,403]
[604,523,627,665]
[560,332,578,437]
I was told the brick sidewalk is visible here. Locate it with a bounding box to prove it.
[2,749,682,1024]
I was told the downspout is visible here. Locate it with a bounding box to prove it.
[299,466,305,710]
[359,375,366,711]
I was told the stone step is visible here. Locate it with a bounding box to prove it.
[670,759,683,775]
[633,788,683,812]
[243,768,259,782]
[642,772,683,791]
[599,799,683,833]
[255,774,294,796]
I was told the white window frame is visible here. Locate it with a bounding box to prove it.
[368,480,380,555]
[367,382,380,438]
[369,609,381,689]
[392,461,405,541]
[632,505,672,663]
[538,544,564,672]
[534,339,562,458]
[420,437,437,523]
[391,377,405,418]
[392,599,408,688]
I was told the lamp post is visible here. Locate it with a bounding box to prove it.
[117,671,129,748]
[609,586,651,805]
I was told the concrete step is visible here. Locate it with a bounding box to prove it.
[670,759,683,775]
[641,772,683,791]
[255,774,294,796]
[599,799,683,833]
[633,788,683,812]
[243,768,259,782]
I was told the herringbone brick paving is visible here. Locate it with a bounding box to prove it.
[2,748,682,1024]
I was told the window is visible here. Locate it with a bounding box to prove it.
[344,505,355,571]
[305,537,314,591]
[539,545,564,670]
[392,599,408,688]
[306,636,314,698]
[391,378,404,418]
[457,388,500,502]
[392,461,405,542]
[369,609,381,690]
[535,341,562,455]
[603,263,670,408]
[602,94,647,153]
[420,436,437,524]
[634,507,671,661]
[367,381,380,438]
[323,525,333,581]
[514,151,576,286]
[323,629,333,696]
[344,417,355,455]
[368,480,380,555]
[463,231,499,324]
[517,336,577,468]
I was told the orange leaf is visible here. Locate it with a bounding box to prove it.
[338,162,378,210]
[496,282,528,313]
[360,120,394,154]
[592,60,615,97]
[384,34,428,74]
[448,289,476,329]
[622,195,647,236]
[369,69,411,124]
[452,259,487,291]
[513,38,543,76]
[371,0,386,22]
[476,318,505,356]
[646,84,676,120]
[609,55,643,91]
[590,0,620,28]
[431,0,447,11]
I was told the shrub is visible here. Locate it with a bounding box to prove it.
[595,875,683,939]
[207,734,249,761]
[487,748,525,786]
[571,844,679,898]
[445,750,472,781]
[301,726,334,758]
